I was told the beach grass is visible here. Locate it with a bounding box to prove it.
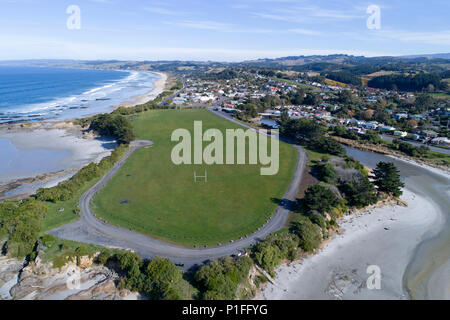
[92,109,298,247]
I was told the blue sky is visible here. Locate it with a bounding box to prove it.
[0,0,449,61]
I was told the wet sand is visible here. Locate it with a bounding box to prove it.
[0,128,116,198]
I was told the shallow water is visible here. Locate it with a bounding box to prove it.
[345,146,450,299]
[0,137,70,182]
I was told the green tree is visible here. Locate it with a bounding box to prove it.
[340,176,378,208]
[313,137,345,156]
[252,242,283,273]
[291,216,322,252]
[303,185,340,214]
[144,257,183,300]
[316,163,338,183]
[373,162,404,197]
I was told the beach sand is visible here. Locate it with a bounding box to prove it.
[259,189,443,300]
[115,72,167,108]
[0,128,116,198]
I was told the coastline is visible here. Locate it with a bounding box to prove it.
[114,72,167,109]
[259,188,443,300]
[0,71,168,198]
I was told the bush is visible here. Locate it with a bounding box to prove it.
[291,216,323,252]
[41,234,57,248]
[97,251,111,265]
[194,257,253,300]
[143,257,183,300]
[252,242,283,274]
[75,246,89,257]
[313,137,345,156]
[340,176,379,208]
[90,114,135,144]
[303,185,340,214]
[0,199,47,258]
[315,163,338,183]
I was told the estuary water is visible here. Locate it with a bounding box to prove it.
[345,146,450,299]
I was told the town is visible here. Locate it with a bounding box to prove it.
[168,67,449,152]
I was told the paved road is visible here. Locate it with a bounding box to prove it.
[49,112,307,270]
[159,77,187,106]
[379,134,450,155]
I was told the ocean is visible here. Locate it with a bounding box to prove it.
[0,66,159,123]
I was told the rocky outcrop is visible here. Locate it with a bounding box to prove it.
[0,251,140,300]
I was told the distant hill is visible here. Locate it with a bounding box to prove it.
[402,53,450,59]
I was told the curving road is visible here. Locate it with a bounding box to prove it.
[49,111,307,270]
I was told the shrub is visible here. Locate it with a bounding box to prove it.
[303,185,340,214]
[315,163,338,183]
[41,234,57,248]
[194,257,253,300]
[291,216,323,252]
[313,137,345,156]
[340,176,379,208]
[96,251,111,265]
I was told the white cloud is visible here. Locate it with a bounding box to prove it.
[289,28,322,36]
[376,29,450,45]
[0,34,393,61]
[144,7,183,16]
[164,20,275,34]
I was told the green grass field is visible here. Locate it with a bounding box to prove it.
[92,109,298,247]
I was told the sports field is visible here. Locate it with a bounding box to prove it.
[92,109,298,247]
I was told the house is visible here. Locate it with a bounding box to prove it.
[430,137,450,147]
[172,98,186,105]
[364,122,378,130]
[422,130,439,138]
[394,113,408,120]
[380,126,396,132]
[394,131,408,137]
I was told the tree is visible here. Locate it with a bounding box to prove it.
[194,257,253,300]
[280,118,325,142]
[316,163,338,183]
[90,114,135,144]
[340,176,378,207]
[116,251,144,291]
[252,242,283,273]
[313,137,345,156]
[291,216,322,252]
[144,257,183,300]
[338,90,353,104]
[372,162,404,197]
[303,185,340,214]
[0,199,47,257]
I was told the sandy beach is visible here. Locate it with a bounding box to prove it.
[116,72,167,108]
[259,188,445,300]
